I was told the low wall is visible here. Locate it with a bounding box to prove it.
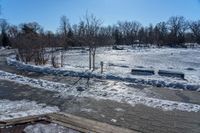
[158,70,185,80]
[131,69,155,76]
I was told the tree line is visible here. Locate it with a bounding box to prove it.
[0,15,200,49]
[0,15,200,68]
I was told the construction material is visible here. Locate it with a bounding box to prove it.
[158,70,185,79]
[131,69,155,76]
[0,113,140,133]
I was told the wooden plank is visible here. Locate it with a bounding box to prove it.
[49,113,140,133]
[0,113,140,133]
[0,114,51,127]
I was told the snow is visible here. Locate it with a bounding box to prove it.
[24,123,80,133]
[111,119,117,123]
[3,46,200,87]
[100,114,105,118]
[61,47,200,84]
[0,99,59,121]
[80,108,96,113]
[114,108,125,112]
[1,70,200,112]
[6,52,200,91]
[0,47,5,50]
[0,48,15,56]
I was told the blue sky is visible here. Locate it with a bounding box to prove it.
[1,0,200,31]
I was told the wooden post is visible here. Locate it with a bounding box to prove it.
[100,61,103,74]
[61,50,64,67]
[92,49,96,71]
[89,48,91,70]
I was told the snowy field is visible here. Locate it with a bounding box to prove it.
[6,46,200,90]
[0,99,59,121]
[60,46,200,84]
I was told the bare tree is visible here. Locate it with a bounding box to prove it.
[167,16,188,44]
[8,25,18,38]
[14,22,48,65]
[59,16,71,67]
[154,22,168,45]
[0,19,10,47]
[60,16,70,36]
[45,31,58,68]
[189,20,200,43]
[60,15,71,48]
[81,13,102,70]
[117,21,141,45]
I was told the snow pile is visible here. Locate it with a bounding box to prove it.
[24,123,80,133]
[0,48,15,56]
[0,100,59,121]
[0,47,5,50]
[7,56,200,91]
[1,70,200,112]
[0,70,77,95]
[84,84,200,112]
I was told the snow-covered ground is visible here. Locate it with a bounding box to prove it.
[2,46,200,85]
[1,70,200,112]
[24,123,80,133]
[0,47,5,50]
[0,99,59,121]
[6,46,200,91]
[0,47,15,56]
[60,46,200,84]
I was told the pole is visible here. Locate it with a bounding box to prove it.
[100,61,103,74]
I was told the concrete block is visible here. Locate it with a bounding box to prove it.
[131,69,155,76]
[158,70,184,79]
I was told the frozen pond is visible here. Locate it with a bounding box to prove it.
[59,46,200,84]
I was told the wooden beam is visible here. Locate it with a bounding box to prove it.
[0,114,51,127]
[0,113,140,133]
[49,113,140,133]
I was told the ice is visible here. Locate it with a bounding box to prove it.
[0,99,59,121]
[1,70,200,112]
[24,123,80,133]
